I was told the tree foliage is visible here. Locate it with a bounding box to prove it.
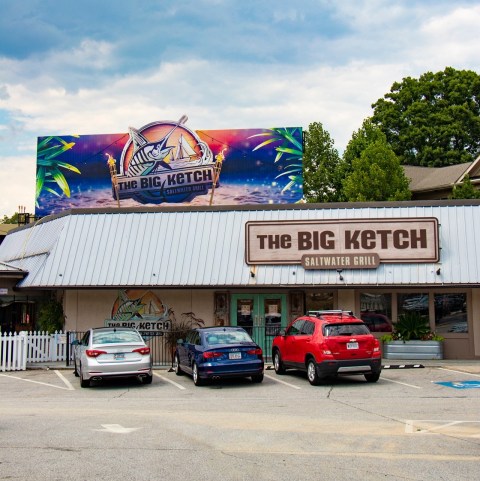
[450,175,480,199]
[343,138,411,202]
[1,213,19,224]
[303,122,345,202]
[371,67,480,167]
[37,299,65,333]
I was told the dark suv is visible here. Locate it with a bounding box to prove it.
[272,310,382,385]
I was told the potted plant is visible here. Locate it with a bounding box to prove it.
[380,311,444,360]
[164,312,205,366]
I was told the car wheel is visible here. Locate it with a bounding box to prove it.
[142,374,153,384]
[364,372,381,383]
[80,366,90,388]
[174,354,183,376]
[192,363,204,386]
[307,359,321,386]
[251,374,264,383]
[273,350,286,374]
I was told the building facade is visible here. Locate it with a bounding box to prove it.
[0,200,479,360]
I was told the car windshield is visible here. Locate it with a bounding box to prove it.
[92,330,143,344]
[205,330,253,345]
[324,323,370,337]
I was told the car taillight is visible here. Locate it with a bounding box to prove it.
[203,351,223,359]
[247,348,263,356]
[86,349,107,358]
[318,343,332,355]
[133,347,151,355]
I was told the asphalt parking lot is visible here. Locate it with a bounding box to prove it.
[1,364,479,481]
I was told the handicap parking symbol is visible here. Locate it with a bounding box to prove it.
[435,381,480,389]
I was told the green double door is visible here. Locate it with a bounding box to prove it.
[230,294,287,354]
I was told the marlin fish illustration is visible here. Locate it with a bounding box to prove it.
[126,115,188,177]
[113,291,145,322]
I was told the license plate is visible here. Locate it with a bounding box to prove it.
[229,352,242,360]
[114,353,125,360]
[347,342,359,350]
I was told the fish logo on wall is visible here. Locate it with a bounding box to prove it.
[115,116,215,204]
[107,290,174,331]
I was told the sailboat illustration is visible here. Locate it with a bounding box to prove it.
[126,115,188,177]
[175,134,199,162]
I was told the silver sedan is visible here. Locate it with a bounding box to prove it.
[73,327,152,387]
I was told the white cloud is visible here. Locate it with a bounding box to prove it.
[0,154,36,216]
[1,1,480,217]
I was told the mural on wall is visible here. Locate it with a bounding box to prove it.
[107,290,173,331]
[35,118,303,216]
[106,289,205,334]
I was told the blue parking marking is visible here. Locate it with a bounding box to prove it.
[435,381,480,389]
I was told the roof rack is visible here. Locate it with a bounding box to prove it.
[307,310,354,317]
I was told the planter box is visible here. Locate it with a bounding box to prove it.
[382,340,443,360]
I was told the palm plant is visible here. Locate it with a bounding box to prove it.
[36,136,81,207]
[249,128,303,193]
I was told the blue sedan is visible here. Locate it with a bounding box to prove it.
[174,327,264,386]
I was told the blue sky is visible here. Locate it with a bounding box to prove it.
[1,0,479,217]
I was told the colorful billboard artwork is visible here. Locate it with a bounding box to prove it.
[34,118,303,216]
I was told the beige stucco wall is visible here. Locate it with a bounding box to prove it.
[64,289,215,332]
[472,289,480,358]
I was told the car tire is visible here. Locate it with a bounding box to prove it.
[192,363,204,386]
[307,359,321,386]
[174,354,183,376]
[143,374,153,384]
[273,350,286,375]
[364,372,381,383]
[80,366,90,388]
[251,374,264,383]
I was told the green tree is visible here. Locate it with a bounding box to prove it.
[343,140,411,202]
[450,175,480,199]
[1,212,19,224]
[372,67,480,167]
[303,122,345,202]
[37,299,65,333]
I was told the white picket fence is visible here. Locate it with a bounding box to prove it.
[1,331,68,371]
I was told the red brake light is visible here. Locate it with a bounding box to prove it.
[203,351,223,359]
[247,348,263,356]
[133,347,151,355]
[86,349,107,358]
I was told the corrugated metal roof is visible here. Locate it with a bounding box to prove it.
[1,201,480,288]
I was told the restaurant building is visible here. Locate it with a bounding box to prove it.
[0,199,479,360]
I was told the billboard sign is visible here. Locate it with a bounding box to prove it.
[35,118,303,216]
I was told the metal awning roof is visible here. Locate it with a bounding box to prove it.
[0,200,479,289]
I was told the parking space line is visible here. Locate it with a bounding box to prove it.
[153,372,186,390]
[0,372,73,390]
[381,376,422,389]
[264,373,302,389]
[54,370,75,390]
[438,368,480,378]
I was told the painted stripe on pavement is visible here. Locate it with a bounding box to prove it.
[153,372,186,390]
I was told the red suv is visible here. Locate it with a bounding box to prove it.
[272,310,382,385]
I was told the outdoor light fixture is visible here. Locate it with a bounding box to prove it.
[337,269,344,281]
[436,267,441,275]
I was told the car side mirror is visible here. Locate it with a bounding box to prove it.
[279,329,286,336]
[176,339,184,345]
[71,339,80,346]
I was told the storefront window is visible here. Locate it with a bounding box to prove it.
[305,292,333,313]
[434,293,467,334]
[360,293,392,332]
[397,293,429,319]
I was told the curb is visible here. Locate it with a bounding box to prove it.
[382,364,425,369]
